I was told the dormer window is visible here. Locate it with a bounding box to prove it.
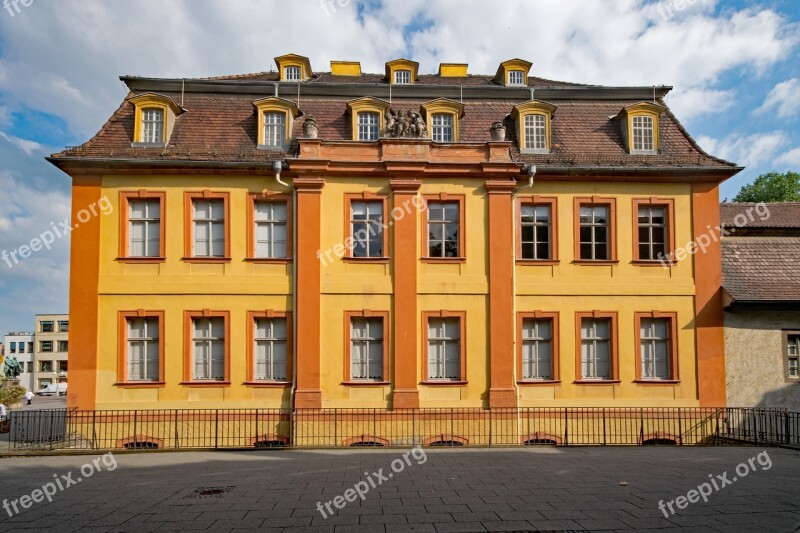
[421,99,465,143]
[431,114,454,142]
[284,66,301,81]
[512,100,557,154]
[618,102,665,155]
[346,97,390,141]
[358,112,380,141]
[141,109,164,144]
[632,115,655,153]
[253,97,300,149]
[263,112,286,147]
[394,70,411,84]
[508,70,526,86]
[129,93,184,148]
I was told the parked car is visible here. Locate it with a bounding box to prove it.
[37,383,67,396]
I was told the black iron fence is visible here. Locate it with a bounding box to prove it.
[5,407,799,452]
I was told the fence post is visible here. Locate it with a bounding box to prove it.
[564,408,569,446]
[488,408,493,447]
[602,408,606,446]
[677,408,682,446]
[752,410,759,445]
[215,409,219,449]
[92,411,97,450]
[785,411,790,445]
[174,410,179,449]
[334,409,338,448]
[412,409,417,447]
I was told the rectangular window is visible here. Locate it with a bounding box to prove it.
[284,66,301,81]
[58,361,68,372]
[17,342,24,353]
[640,318,671,380]
[350,317,384,381]
[637,205,667,261]
[394,70,411,84]
[520,204,551,260]
[41,341,53,353]
[192,199,226,257]
[524,114,547,151]
[426,201,461,258]
[127,317,160,382]
[40,361,53,372]
[508,70,526,85]
[128,199,161,257]
[351,201,384,258]
[58,320,69,332]
[579,204,610,260]
[141,108,164,144]
[9,342,15,354]
[263,112,286,147]
[254,201,288,258]
[357,112,380,141]
[632,115,655,153]
[787,334,799,379]
[26,362,33,373]
[40,321,54,333]
[580,318,612,380]
[57,341,68,352]
[427,317,461,381]
[432,114,454,143]
[254,318,288,381]
[27,342,33,353]
[192,317,226,381]
[521,318,554,380]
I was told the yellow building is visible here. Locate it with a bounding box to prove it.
[49,54,740,415]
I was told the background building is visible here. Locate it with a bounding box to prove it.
[722,202,800,410]
[49,54,740,411]
[2,332,35,391]
[32,315,69,392]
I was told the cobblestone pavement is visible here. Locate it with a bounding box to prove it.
[0,446,797,532]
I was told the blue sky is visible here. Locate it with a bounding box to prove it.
[0,0,798,335]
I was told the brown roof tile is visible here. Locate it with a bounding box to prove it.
[722,237,800,302]
[721,203,800,229]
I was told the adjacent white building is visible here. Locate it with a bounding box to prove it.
[2,332,35,392]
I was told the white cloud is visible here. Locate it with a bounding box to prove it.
[696,132,788,168]
[756,78,800,119]
[0,132,44,155]
[666,88,735,121]
[776,146,800,167]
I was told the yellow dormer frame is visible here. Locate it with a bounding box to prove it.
[331,61,362,77]
[253,97,301,148]
[275,54,313,82]
[618,101,666,155]
[346,97,391,141]
[130,93,184,146]
[495,59,533,87]
[420,99,465,143]
[438,63,468,77]
[511,100,558,154]
[385,59,419,85]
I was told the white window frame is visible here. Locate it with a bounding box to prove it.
[192,317,225,381]
[637,206,667,261]
[523,114,548,152]
[520,204,551,260]
[350,317,384,381]
[787,334,799,379]
[127,317,159,382]
[427,317,461,381]
[579,205,610,261]
[508,70,526,86]
[640,318,671,380]
[254,318,288,381]
[432,113,454,143]
[427,201,460,258]
[263,112,286,148]
[632,115,655,153]
[141,108,164,144]
[357,112,380,141]
[192,199,226,258]
[521,318,553,380]
[284,66,301,81]
[394,70,411,84]
[350,201,384,258]
[254,201,288,258]
[129,199,161,258]
[580,318,611,380]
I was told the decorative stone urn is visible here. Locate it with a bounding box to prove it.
[490,121,507,141]
[302,117,318,139]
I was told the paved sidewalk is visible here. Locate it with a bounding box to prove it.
[0,446,797,532]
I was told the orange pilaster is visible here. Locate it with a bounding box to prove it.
[67,174,103,410]
[390,179,421,409]
[294,176,325,409]
[486,179,518,408]
[692,182,726,407]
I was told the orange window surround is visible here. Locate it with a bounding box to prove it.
[118,191,166,262]
[573,196,618,263]
[183,191,231,262]
[574,311,620,383]
[182,310,231,385]
[246,193,293,261]
[116,310,165,387]
[343,310,390,385]
[516,311,560,383]
[421,310,467,384]
[421,194,466,262]
[344,192,390,261]
[246,311,293,386]
[634,311,680,382]
[632,198,676,264]
[516,195,558,263]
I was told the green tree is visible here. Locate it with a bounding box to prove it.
[0,382,25,406]
[733,171,800,203]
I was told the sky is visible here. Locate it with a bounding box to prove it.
[0,0,798,335]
